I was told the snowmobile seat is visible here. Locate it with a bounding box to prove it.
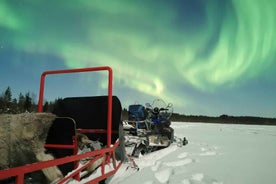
[126,104,150,136]
[128,104,148,121]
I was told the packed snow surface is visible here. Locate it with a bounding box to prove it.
[107,122,276,184]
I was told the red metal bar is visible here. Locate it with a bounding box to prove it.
[107,68,113,149]
[37,66,113,149]
[15,174,24,184]
[76,128,119,134]
[76,128,109,134]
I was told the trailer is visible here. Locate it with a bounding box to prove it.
[0,66,123,183]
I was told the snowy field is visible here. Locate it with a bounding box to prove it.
[107,122,276,184]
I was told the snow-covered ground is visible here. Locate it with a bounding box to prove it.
[107,122,276,184]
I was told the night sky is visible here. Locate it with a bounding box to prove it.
[0,0,275,118]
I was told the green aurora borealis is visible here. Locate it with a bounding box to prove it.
[0,0,276,117]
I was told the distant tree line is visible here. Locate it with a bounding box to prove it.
[1,87,276,125]
[0,87,58,114]
[170,113,276,126]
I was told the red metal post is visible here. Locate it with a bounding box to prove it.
[107,67,113,148]
[38,73,45,112]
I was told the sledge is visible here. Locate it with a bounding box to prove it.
[0,66,123,183]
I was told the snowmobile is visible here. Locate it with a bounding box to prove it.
[123,99,187,157]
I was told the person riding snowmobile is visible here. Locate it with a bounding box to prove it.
[150,107,174,142]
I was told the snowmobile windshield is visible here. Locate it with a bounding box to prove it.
[150,99,173,120]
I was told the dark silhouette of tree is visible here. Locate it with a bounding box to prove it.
[4,87,12,103]
[0,87,12,113]
[18,93,25,113]
[10,98,18,113]
[43,101,49,112]
[24,92,32,112]
[0,96,4,113]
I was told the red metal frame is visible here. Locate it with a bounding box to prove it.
[0,143,122,183]
[38,66,113,148]
[0,66,122,183]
